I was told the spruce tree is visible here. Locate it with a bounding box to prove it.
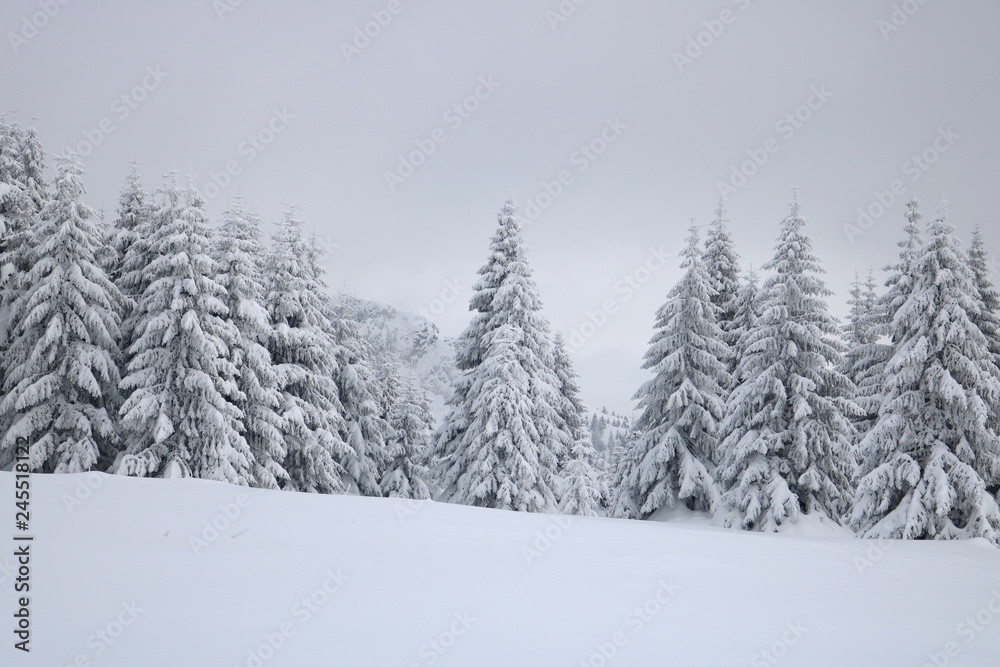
[851,206,1000,544]
[433,198,568,512]
[703,200,742,356]
[114,165,156,379]
[843,272,870,351]
[0,119,33,324]
[18,124,48,214]
[114,176,253,483]
[728,269,761,369]
[969,228,1000,496]
[842,200,928,452]
[619,224,730,517]
[969,227,1000,371]
[213,197,288,489]
[718,196,858,531]
[108,164,148,293]
[553,332,608,516]
[325,294,388,497]
[0,154,122,472]
[610,431,642,519]
[265,209,380,494]
[449,324,555,511]
[381,368,432,500]
[840,270,882,435]
[881,198,925,341]
[0,120,31,469]
[589,414,607,453]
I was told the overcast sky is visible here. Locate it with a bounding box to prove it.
[3,0,998,414]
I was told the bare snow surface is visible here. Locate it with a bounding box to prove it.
[7,471,1000,667]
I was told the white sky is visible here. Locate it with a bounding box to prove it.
[3,0,998,414]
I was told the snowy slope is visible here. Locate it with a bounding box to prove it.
[6,471,1000,667]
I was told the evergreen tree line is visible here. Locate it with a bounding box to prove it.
[4,120,999,545]
[613,196,1000,546]
[0,121,607,514]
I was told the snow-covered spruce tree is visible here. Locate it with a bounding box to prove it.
[91,206,118,281]
[850,206,1000,544]
[18,124,48,214]
[968,227,1000,495]
[213,197,288,489]
[114,165,157,378]
[728,269,761,368]
[842,200,928,449]
[703,200,742,356]
[432,198,568,512]
[372,354,403,422]
[381,368,433,500]
[717,196,858,531]
[108,164,148,292]
[324,293,388,496]
[610,430,642,518]
[553,332,608,516]
[618,224,730,518]
[589,414,607,454]
[969,226,1000,372]
[0,119,33,319]
[265,209,379,494]
[449,324,554,511]
[0,154,122,472]
[0,122,25,466]
[839,270,882,435]
[114,176,254,483]
[881,197,925,342]
[843,272,872,353]
[0,121,37,470]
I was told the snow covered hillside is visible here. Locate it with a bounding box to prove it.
[9,471,1000,667]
